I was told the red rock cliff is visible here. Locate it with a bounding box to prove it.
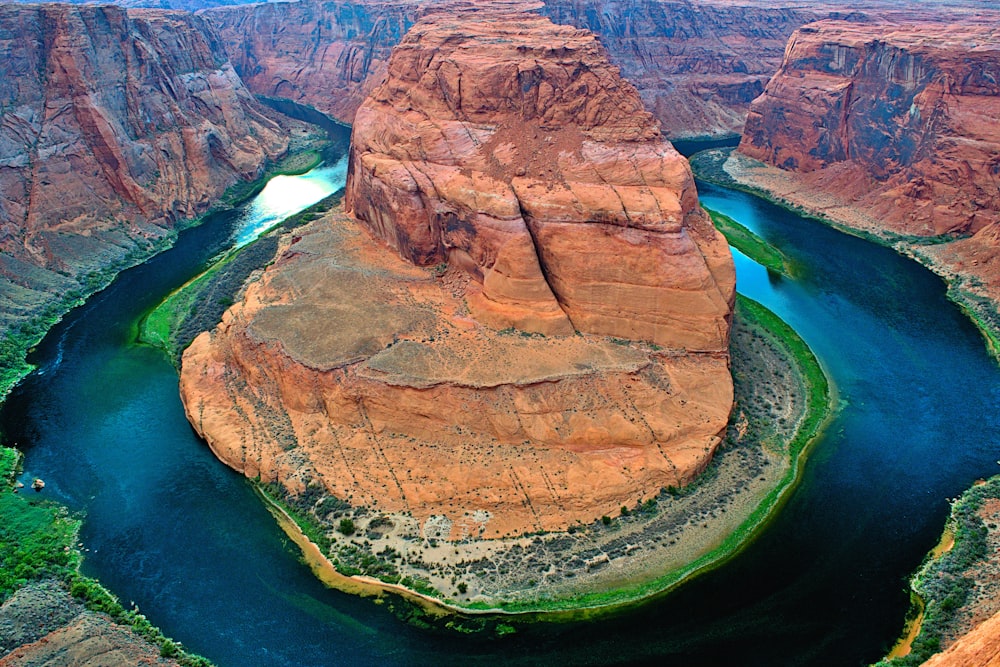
[346,1,735,350]
[0,4,291,337]
[539,0,826,138]
[180,2,735,539]
[204,0,828,138]
[202,0,420,125]
[740,19,1000,238]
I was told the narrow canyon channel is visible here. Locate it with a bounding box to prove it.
[3,137,1000,666]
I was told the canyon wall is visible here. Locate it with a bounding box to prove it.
[202,0,420,125]
[740,19,1000,238]
[731,18,1000,357]
[538,0,824,138]
[181,1,735,540]
[0,4,291,344]
[204,0,831,138]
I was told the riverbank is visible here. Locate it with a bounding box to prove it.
[690,148,1000,364]
[704,206,790,276]
[138,189,343,361]
[0,446,212,665]
[878,476,1000,666]
[247,285,834,623]
[0,123,330,401]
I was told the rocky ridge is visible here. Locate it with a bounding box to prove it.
[203,0,838,139]
[0,3,293,360]
[180,1,735,546]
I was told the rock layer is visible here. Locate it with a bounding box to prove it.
[740,19,1000,238]
[204,0,830,138]
[181,2,735,539]
[345,2,735,350]
[0,4,291,336]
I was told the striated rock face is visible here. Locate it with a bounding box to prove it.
[204,0,828,138]
[202,0,420,126]
[740,19,1000,238]
[181,2,735,539]
[539,0,825,138]
[0,4,291,335]
[346,2,735,350]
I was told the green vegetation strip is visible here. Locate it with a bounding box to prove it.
[139,192,342,361]
[0,446,212,664]
[704,206,790,275]
[878,476,999,666]
[691,148,1000,364]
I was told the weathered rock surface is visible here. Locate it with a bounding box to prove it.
[346,2,735,350]
[202,0,420,125]
[181,208,733,539]
[923,609,1000,667]
[539,0,827,139]
[0,581,180,667]
[181,1,735,539]
[740,19,1000,238]
[0,4,292,337]
[204,0,835,138]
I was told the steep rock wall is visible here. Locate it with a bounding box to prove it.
[204,0,832,138]
[0,4,291,337]
[740,19,1000,238]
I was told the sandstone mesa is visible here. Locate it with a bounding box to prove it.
[180,1,735,540]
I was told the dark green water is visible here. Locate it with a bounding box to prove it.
[3,150,1000,665]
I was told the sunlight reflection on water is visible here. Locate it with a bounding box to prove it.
[233,156,348,247]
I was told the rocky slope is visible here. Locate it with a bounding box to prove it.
[180,1,734,545]
[204,0,838,138]
[0,4,292,359]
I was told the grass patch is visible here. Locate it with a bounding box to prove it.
[878,476,999,666]
[0,445,212,664]
[704,206,790,276]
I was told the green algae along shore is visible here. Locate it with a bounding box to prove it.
[0,446,212,665]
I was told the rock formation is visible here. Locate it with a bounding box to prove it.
[731,17,1000,353]
[180,1,735,540]
[204,0,831,138]
[345,1,735,349]
[740,19,1000,238]
[0,4,292,339]
[539,0,826,138]
[202,0,420,125]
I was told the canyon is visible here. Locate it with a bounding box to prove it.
[0,0,998,662]
[202,0,833,138]
[0,3,299,391]
[732,17,1000,353]
[180,1,736,548]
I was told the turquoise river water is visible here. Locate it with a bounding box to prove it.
[3,141,1000,665]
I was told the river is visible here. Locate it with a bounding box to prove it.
[3,141,999,665]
